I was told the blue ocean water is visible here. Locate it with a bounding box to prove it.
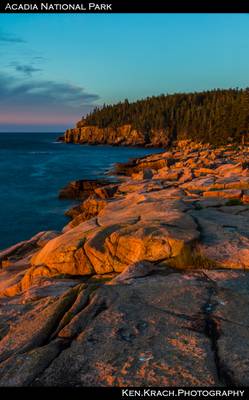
[0,133,162,250]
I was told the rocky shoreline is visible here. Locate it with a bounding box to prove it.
[1,140,249,386]
[64,121,170,147]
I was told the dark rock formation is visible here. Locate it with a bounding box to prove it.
[113,153,173,175]
[56,136,65,142]
[59,179,112,200]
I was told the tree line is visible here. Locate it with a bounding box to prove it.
[83,88,249,145]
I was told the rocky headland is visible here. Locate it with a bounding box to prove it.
[64,122,169,147]
[1,140,249,386]
[64,89,249,148]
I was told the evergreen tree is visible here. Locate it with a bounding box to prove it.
[83,88,249,145]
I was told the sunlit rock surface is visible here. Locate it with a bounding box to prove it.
[1,140,249,386]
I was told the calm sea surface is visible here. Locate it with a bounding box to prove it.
[0,132,162,250]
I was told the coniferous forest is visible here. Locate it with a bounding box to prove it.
[84,88,249,145]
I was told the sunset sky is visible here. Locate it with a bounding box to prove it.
[0,13,249,132]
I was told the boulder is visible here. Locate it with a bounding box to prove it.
[59,179,111,200]
[32,220,98,275]
[203,189,242,200]
[181,176,215,192]
[0,231,59,268]
[63,196,108,232]
[94,184,119,199]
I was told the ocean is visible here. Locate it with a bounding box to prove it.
[0,132,162,250]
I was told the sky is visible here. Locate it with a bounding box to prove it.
[0,13,249,132]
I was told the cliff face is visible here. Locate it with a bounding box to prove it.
[64,123,170,147]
